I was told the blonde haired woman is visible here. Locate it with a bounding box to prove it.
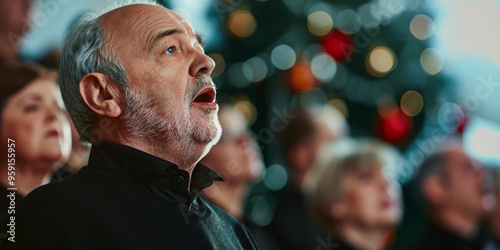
[306,139,402,250]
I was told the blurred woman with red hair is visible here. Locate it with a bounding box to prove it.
[0,63,71,218]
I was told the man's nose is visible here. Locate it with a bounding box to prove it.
[189,50,215,77]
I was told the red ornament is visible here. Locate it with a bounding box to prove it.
[376,107,413,145]
[322,29,355,63]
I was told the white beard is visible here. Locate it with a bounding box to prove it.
[122,78,221,168]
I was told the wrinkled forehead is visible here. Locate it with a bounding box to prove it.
[98,4,196,50]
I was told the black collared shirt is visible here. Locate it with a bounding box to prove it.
[0,141,258,249]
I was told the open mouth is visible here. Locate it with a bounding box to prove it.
[193,87,216,104]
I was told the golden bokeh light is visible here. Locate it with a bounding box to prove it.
[400,90,424,117]
[327,98,349,119]
[307,11,334,37]
[208,53,225,78]
[234,99,258,126]
[366,46,397,77]
[410,14,434,40]
[228,10,257,39]
[420,48,444,75]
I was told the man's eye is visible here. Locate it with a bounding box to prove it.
[165,47,175,55]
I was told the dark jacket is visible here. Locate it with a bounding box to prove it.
[264,182,328,250]
[0,185,23,222]
[406,222,492,250]
[0,141,258,249]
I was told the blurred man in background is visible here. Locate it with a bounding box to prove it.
[265,105,349,249]
[410,149,494,250]
[280,106,349,190]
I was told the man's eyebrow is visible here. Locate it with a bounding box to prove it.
[149,28,183,50]
[195,33,205,49]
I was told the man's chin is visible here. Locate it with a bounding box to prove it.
[192,127,222,145]
[209,126,222,145]
[198,129,222,161]
[190,116,221,143]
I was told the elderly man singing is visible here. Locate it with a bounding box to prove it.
[0,2,258,249]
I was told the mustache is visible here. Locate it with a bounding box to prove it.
[188,76,216,102]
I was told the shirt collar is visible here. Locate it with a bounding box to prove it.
[87,140,223,204]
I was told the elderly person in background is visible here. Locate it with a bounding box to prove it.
[281,106,349,190]
[0,63,71,220]
[200,103,279,249]
[306,139,402,250]
[1,2,257,249]
[200,103,264,219]
[409,149,494,250]
[265,105,349,249]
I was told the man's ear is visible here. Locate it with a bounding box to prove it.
[422,175,446,207]
[79,73,122,118]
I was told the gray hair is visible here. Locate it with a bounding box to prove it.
[305,138,402,229]
[58,0,158,142]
